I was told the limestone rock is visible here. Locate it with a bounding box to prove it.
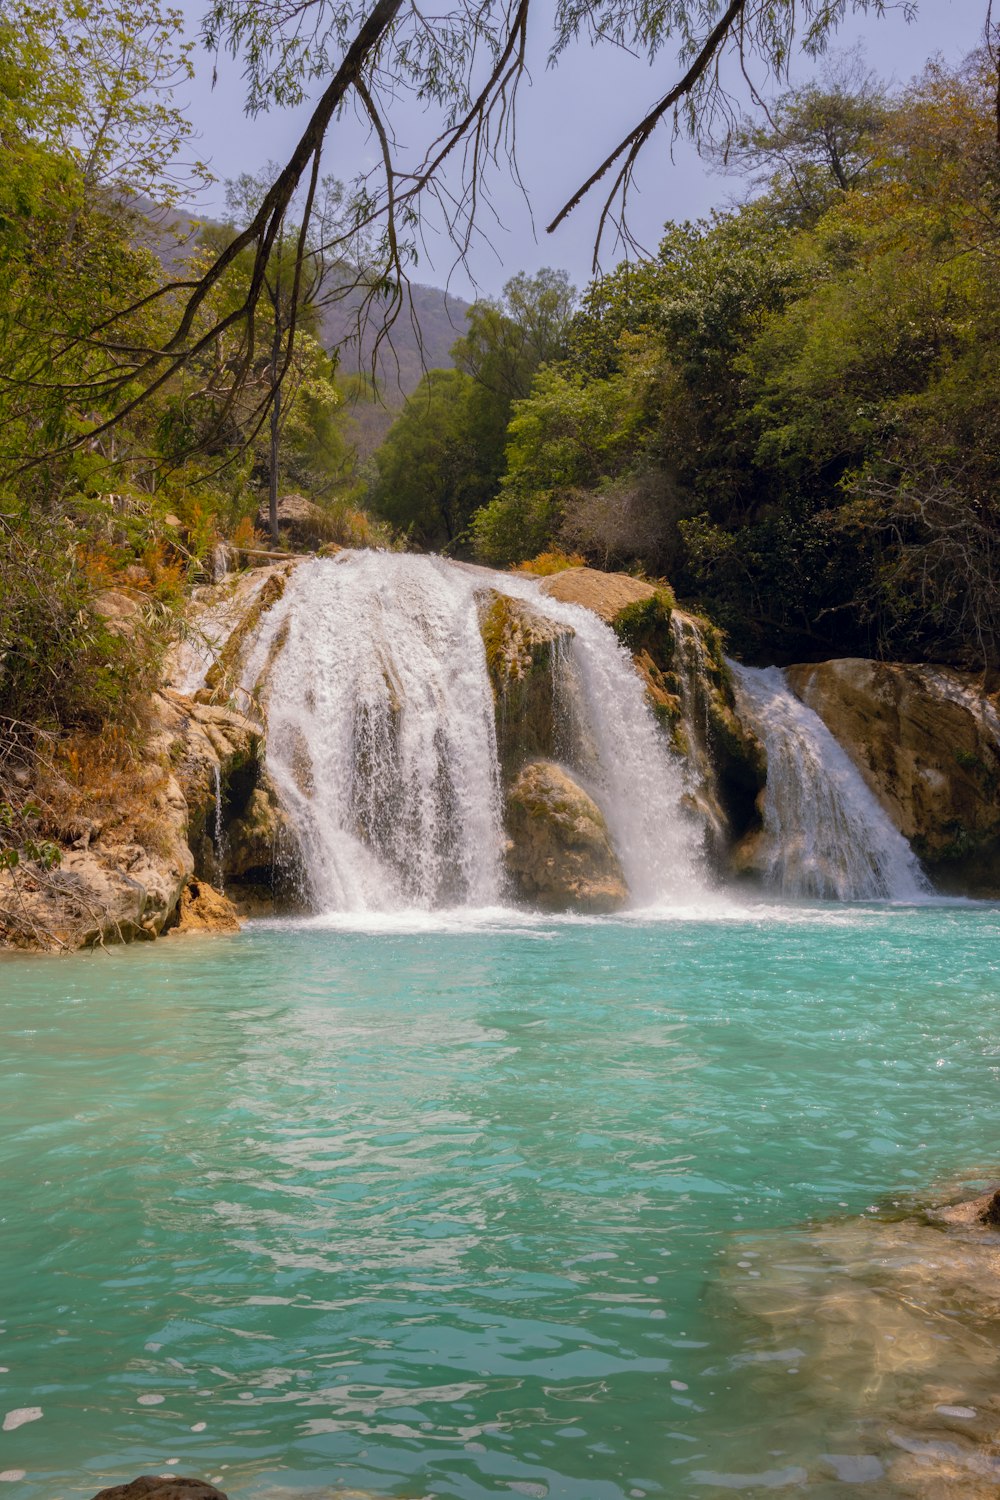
[225,782,300,891]
[480,592,574,775]
[0,850,162,950]
[255,492,332,548]
[928,1186,1000,1230]
[539,570,764,858]
[540,566,659,625]
[90,1478,228,1500]
[170,878,241,934]
[787,659,1000,893]
[505,760,627,913]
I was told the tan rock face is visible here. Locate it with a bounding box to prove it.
[0,689,301,952]
[505,760,627,913]
[255,493,332,548]
[787,659,1000,893]
[170,879,241,934]
[540,566,658,624]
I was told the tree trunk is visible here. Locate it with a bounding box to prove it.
[269,332,282,544]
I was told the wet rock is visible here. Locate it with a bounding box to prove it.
[479,592,574,776]
[787,658,1000,895]
[90,1478,228,1500]
[539,569,764,858]
[718,1177,1000,1500]
[505,759,627,913]
[170,879,241,934]
[927,1185,1000,1230]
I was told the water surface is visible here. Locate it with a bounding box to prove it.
[1,905,998,1497]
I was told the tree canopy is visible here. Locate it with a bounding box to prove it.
[4,0,937,477]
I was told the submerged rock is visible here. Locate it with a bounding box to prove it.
[505,759,627,913]
[718,1177,1000,1498]
[91,1479,227,1500]
[787,658,1000,894]
[928,1184,1000,1229]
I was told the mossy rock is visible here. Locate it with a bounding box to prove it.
[479,592,575,778]
[504,759,627,913]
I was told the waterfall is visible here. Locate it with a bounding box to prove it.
[731,664,929,902]
[244,553,506,912]
[234,552,708,914]
[212,764,227,892]
[499,574,707,907]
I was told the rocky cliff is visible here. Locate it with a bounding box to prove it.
[787,659,1000,894]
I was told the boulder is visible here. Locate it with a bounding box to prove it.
[0,847,180,951]
[505,760,627,913]
[170,878,241,934]
[479,592,575,775]
[787,659,1000,893]
[90,1479,227,1500]
[540,566,660,625]
[928,1185,1000,1230]
[255,493,332,548]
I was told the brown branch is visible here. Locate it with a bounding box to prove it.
[546,0,747,238]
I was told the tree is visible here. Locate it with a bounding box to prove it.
[6,0,921,480]
[366,368,483,547]
[453,270,577,404]
[716,52,890,224]
[223,168,356,537]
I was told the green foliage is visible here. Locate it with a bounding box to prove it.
[365,368,487,548]
[367,270,577,551]
[611,590,675,652]
[0,803,60,872]
[466,53,1000,670]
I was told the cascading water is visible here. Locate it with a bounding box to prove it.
[732,664,929,901]
[212,764,227,893]
[244,553,505,912]
[233,552,708,914]
[499,573,707,906]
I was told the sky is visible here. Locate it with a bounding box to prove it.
[176,0,988,300]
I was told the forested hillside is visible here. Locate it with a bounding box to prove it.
[365,53,1000,674]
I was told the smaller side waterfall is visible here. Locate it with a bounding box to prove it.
[212,764,227,892]
[732,665,929,901]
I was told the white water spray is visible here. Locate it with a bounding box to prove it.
[234,553,708,913]
[212,763,227,892]
[732,664,928,901]
[244,554,505,912]
[499,574,707,906]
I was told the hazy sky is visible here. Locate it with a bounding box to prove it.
[177,0,988,300]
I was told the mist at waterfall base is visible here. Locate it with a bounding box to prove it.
[4,554,999,1500]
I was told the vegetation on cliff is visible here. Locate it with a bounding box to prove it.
[366,49,1000,676]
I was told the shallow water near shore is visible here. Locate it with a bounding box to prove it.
[1,905,999,1498]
